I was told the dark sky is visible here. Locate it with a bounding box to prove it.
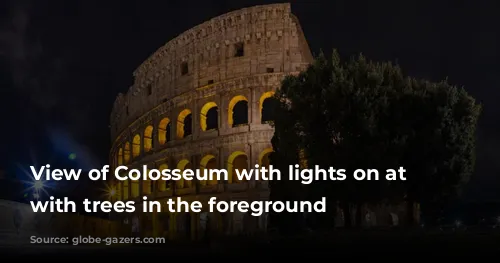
[0,0,498,201]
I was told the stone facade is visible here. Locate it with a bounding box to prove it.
[108,3,313,240]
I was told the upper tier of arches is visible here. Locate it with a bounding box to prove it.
[112,91,277,167]
[109,3,312,137]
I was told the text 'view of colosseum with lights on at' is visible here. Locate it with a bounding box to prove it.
[108,3,313,240]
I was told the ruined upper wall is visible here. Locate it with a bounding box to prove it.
[110,3,312,138]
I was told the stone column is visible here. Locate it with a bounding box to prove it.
[247,143,255,189]
[152,116,159,150]
[171,110,178,141]
[192,100,200,138]
[220,93,229,130]
[192,154,200,192]
[252,87,261,125]
[139,129,145,156]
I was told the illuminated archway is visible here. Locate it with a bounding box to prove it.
[177,109,192,139]
[117,182,122,201]
[158,118,171,145]
[176,159,192,189]
[260,91,276,123]
[144,125,153,152]
[124,142,131,164]
[131,178,139,198]
[158,164,169,191]
[200,102,218,131]
[117,148,123,166]
[200,154,217,186]
[123,180,129,200]
[299,149,308,169]
[132,134,141,157]
[259,148,273,167]
[227,151,248,184]
[228,95,248,127]
[142,169,152,195]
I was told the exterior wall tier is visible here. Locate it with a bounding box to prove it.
[108,3,313,239]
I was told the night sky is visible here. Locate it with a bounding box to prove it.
[0,0,498,201]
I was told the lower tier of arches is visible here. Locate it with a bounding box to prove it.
[112,130,275,202]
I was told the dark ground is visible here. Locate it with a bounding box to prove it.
[1,229,499,259]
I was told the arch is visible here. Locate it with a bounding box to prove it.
[176,159,192,189]
[199,212,210,239]
[243,211,259,234]
[117,182,122,201]
[158,118,171,145]
[143,125,153,152]
[227,151,248,184]
[259,147,273,167]
[131,178,139,198]
[200,154,217,186]
[298,149,308,169]
[158,164,169,191]
[132,134,141,157]
[142,169,152,195]
[200,102,218,131]
[177,109,192,139]
[117,148,123,166]
[260,91,276,123]
[176,212,192,239]
[124,142,131,164]
[122,180,129,200]
[228,95,248,127]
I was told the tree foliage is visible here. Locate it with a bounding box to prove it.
[269,50,481,232]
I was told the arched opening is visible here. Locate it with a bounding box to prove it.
[131,215,141,235]
[158,118,171,145]
[200,102,218,131]
[117,182,122,201]
[143,125,153,152]
[260,91,277,123]
[200,155,217,186]
[122,180,129,200]
[298,149,308,169]
[227,151,248,183]
[142,170,152,195]
[221,212,232,234]
[175,212,192,239]
[158,164,169,191]
[132,134,141,158]
[199,212,210,239]
[243,212,259,234]
[177,109,192,138]
[228,95,248,127]
[259,148,273,167]
[131,179,139,198]
[124,142,131,164]
[159,212,171,238]
[176,159,192,189]
[117,148,123,166]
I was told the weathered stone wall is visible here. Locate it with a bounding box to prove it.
[107,3,313,240]
[110,3,312,139]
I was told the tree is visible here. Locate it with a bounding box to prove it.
[270,50,481,230]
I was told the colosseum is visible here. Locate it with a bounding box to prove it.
[108,3,313,240]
